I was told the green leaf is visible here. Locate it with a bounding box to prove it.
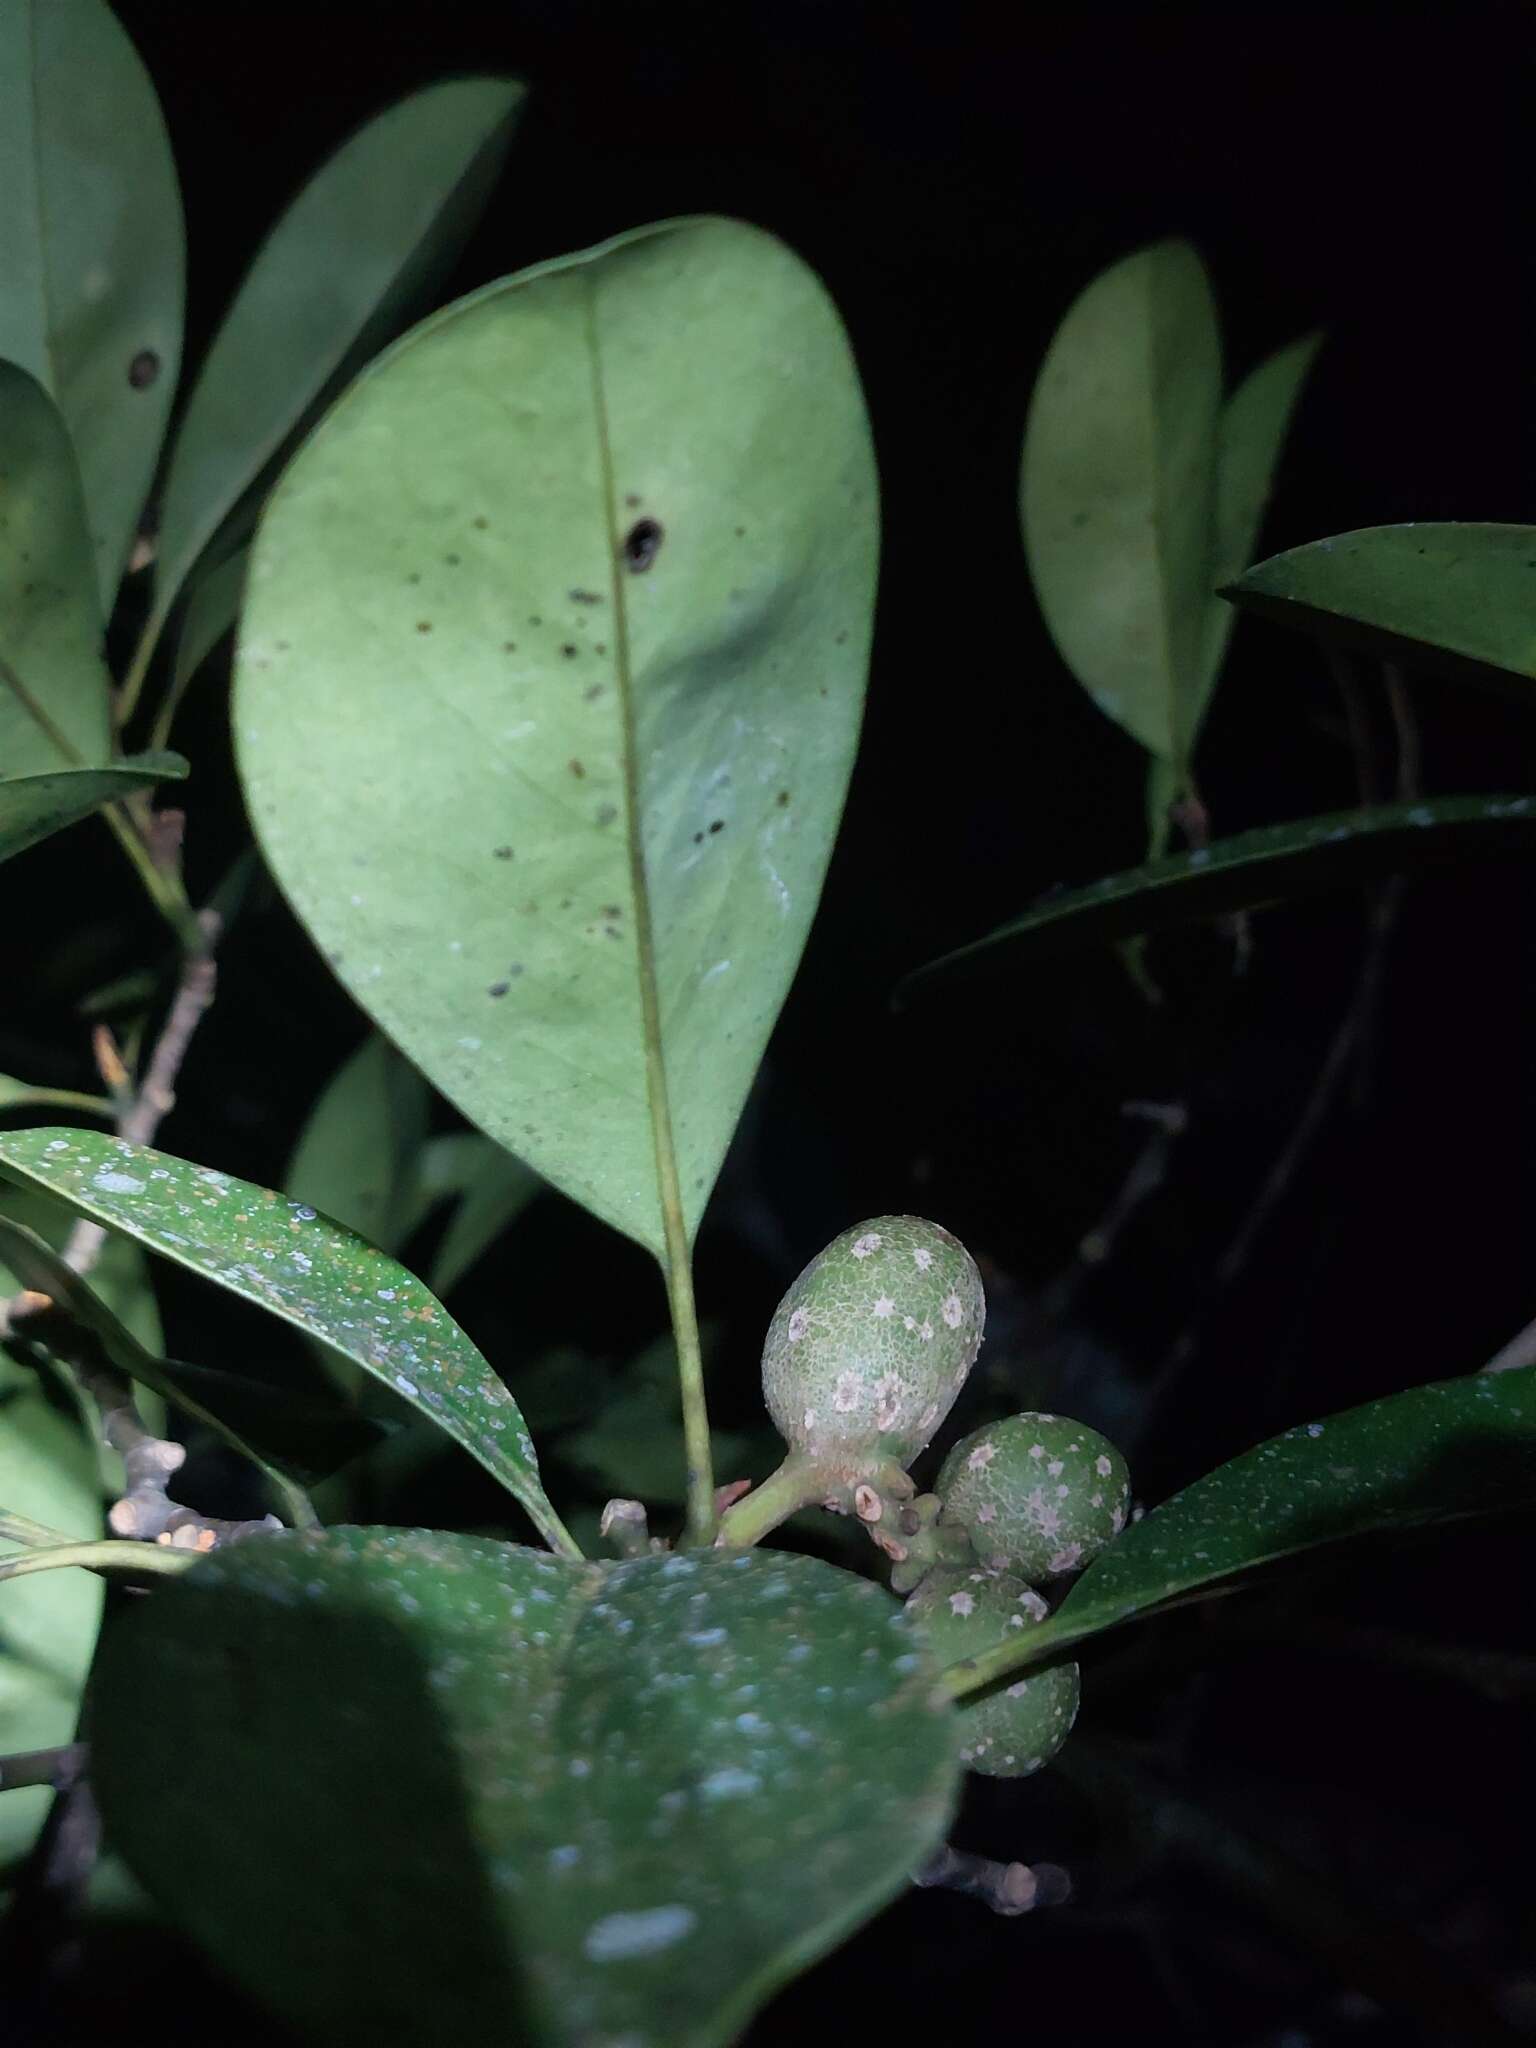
[1021,241,1221,767]
[0,1357,101,1870]
[0,1129,575,1556]
[234,216,877,1255]
[0,754,188,866]
[948,1366,1536,1696]
[1225,522,1536,690]
[562,1335,751,1509]
[151,78,525,638]
[152,543,248,747]
[92,1529,957,2047]
[0,0,184,607]
[415,1131,541,1297]
[0,362,111,772]
[288,1033,430,1252]
[897,793,1536,996]
[1199,331,1322,718]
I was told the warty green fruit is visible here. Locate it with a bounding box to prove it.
[937,1411,1131,1581]
[908,1566,1079,1778]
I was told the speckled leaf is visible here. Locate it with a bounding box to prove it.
[91,1530,957,2048]
[288,1033,429,1251]
[0,0,184,607]
[0,362,111,774]
[152,79,524,638]
[947,1367,1536,1696]
[1225,523,1536,691]
[0,1129,574,1556]
[0,1358,101,1871]
[897,794,1536,997]
[234,216,877,1254]
[414,1131,542,1297]
[1021,241,1220,766]
[0,754,187,866]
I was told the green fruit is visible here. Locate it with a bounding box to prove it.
[908,1567,1079,1778]
[761,1215,984,1478]
[937,1411,1131,1581]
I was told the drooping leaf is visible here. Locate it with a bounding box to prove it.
[0,754,188,866]
[0,363,111,773]
[153,543,248,746]
[92,1529,957,2048]
[1225,522,1536,691]
[0,0,184,607]
[1197,330,1323,735]
[288,1033,430,1251]
[151,79,525,638]
[897,793,1536,997]
[0,1129,575,1556]
[1020,240,1221,767]
[234,216,877,1254]
[0,1354,101,1870]
[414,1130,541,1297]
[947,1366,1536,1696]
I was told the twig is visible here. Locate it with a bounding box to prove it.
[1480,1315,1536,1376]
[911,1844,1072,1915]
[1038,1100,1187,1328]
[0,1745,87,1795]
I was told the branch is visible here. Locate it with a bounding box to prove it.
[0,1744,87,1795]
[912,1844,1072,1915]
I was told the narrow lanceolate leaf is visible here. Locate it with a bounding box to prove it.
[946,1366,1536,1697]
[153,544,248,746]
[152,79,525,637]
[0,1129,576,1556]
[0,363,111,774]
[0,0,183,606]
[1197,330,1323,738]
[0,754,187,866]
[288,1033,430,1252]
[897,794,1536,995]
[235,217,877,1253]
[0,1347,101,1871]
[93,1531,958,2048]
[414,1131,541,1297]
[1226,523,1536,691]
[0,1214,371,1503]
[1021,241,1221,766]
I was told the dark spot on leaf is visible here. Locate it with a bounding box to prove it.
[569,759,585,778]
[416,621,433,633]
[735,526,746,538]
[473,516,489,530]
[407,571,421,584]
[529,614,542,626]
[570,589,602,605]
[493,847,514,861]
[776,790,790,806]
[275,639,290,653]
[1071,510,1091,528]
[128,350,159,389]
[623,518,664,572]
[594,642,608,655]
[562,644,578,658]
[507,963,525,977]
[502,641,517,653]
[445,553,461,567]
[602,905,621,919]
[584,684,606,702]
[708,820,724,834]
[624,493,642,508]
[834,630,848,644]
[692,831,705,845]
[487,981,511,999]
[595,803,617,826]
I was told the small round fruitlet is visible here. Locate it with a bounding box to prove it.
[937,1411,1131,1580]
[907,1566,1079,1778]
[761,1215,984,1476]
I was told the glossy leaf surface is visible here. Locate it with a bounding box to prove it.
[0,0,183,605]
[0,754,187,865]
[949,1367,1536,1695]
[153,79,525,633]
[0,1129,572,1555]
[898,794,1536,995]
[1225,523,1536,690]
[93,1529,957,2047]
[235,217,877,1253]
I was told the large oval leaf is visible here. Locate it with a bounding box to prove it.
[92,1529,957,2047]
[946,1365,1536,1697]
[0,1355,101,1873]
[1226,523,1536,691]
[897,792,1536,998]
[0,0,183,607]
[0,754,187,866]
[152,78,524,636]
[1021,240,1220,766]
[0,1129,573,1556]
[0,363,111,774]
[234,216,877,1253]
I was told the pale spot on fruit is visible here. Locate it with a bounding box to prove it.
[1096,1454,1113,1477]
[1047,1458,1065,1476]
[919,1319,934,1342]
[942,1293,964,1328]
[833,1371,860,1414]
[871,1295,895,1319]
[852,1232,883,1259]
[787,1307,810,1343]
[948,1590,975,1617]
[966,1442,997,1472]
[976,1503,996,1524]
[912,1247,934,1270]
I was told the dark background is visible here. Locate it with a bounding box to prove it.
[14,2,1536,2041]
